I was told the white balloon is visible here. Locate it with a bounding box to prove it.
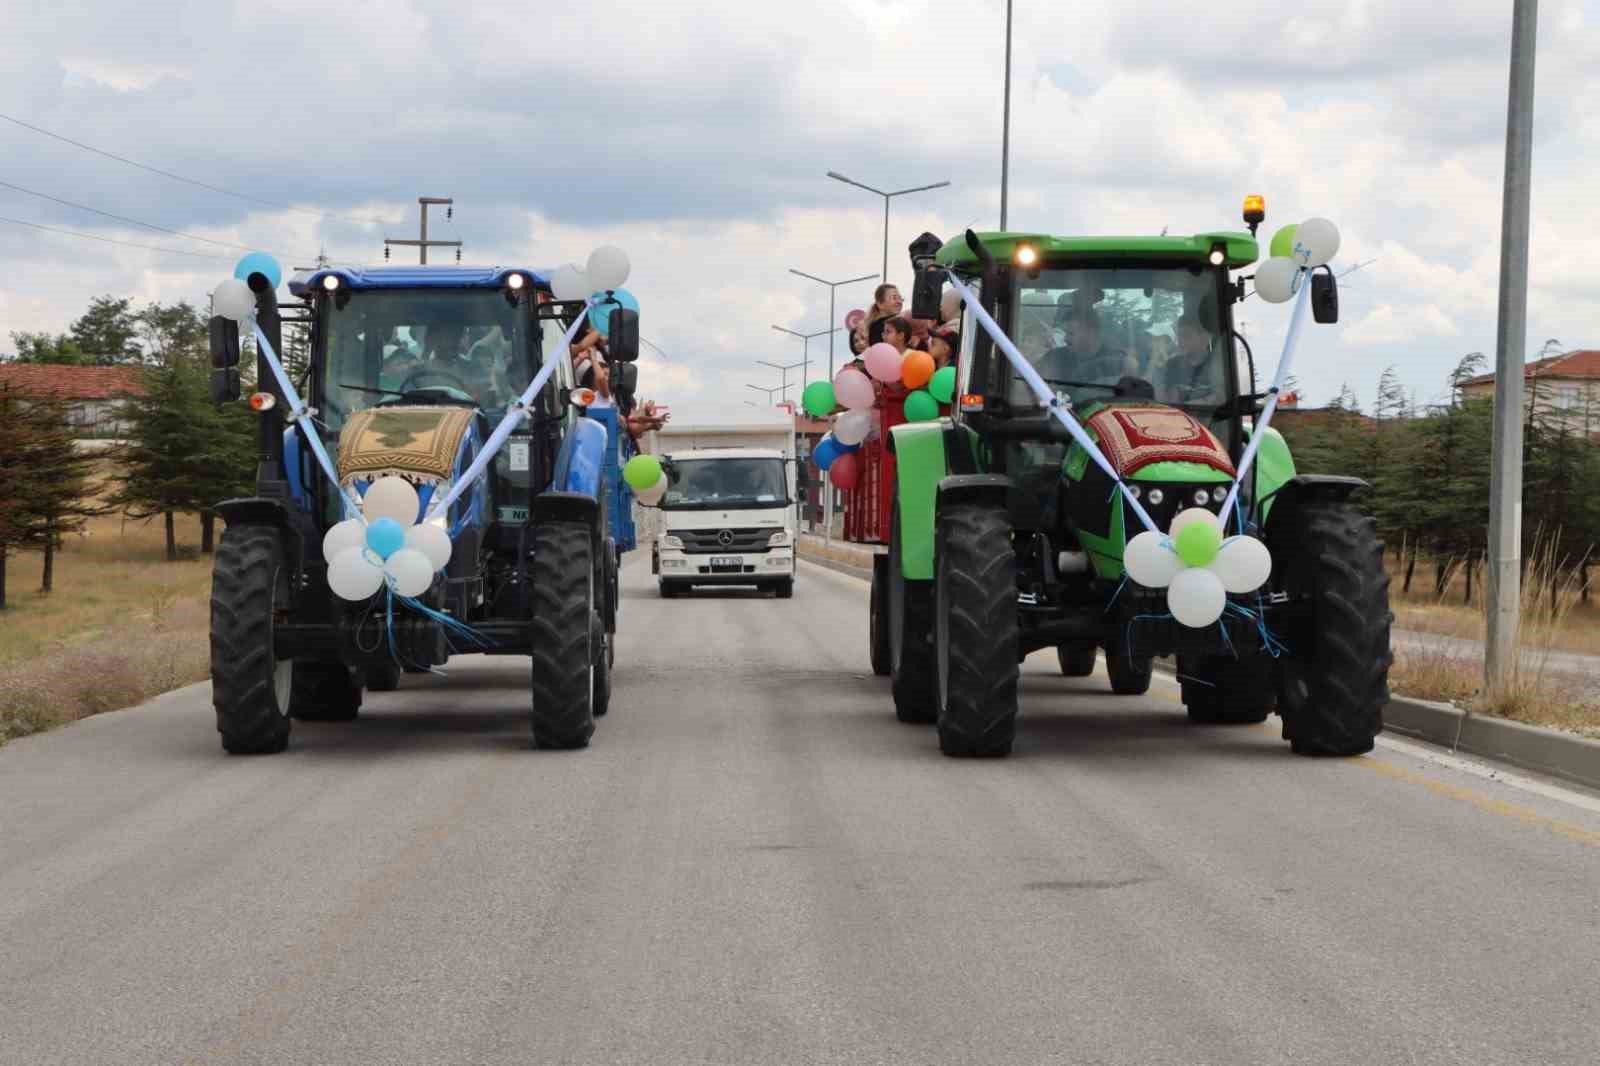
[322,518,366,562]
[362,476,419,525]
[384,548,435,597]
[404,521,453,572]
[1168,506,1220,540]
[586,245,631,291]
[550,263,591,302]
[1167,567,1227,628]
[1293,217,1340,269]
[834,408,874,446]
[327,546,385,601]
[212,278,255,322]
[635,478,668,506]
[1253,256,1300,304]
[1211,535,1273,594]
[1124,530,1183,589]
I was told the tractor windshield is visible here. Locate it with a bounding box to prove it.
[1011,265,1228,412]
[316,289,535,431]
[661,459,788,510]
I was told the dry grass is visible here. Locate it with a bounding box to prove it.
[0,492,213,746]
[1387,553,1600,656]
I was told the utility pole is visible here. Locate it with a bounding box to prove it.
[1000,0,1013,230]
[745,383,783,405]
[825,173,951,283]
[385,196,461,265]
[771,325,839,389]
[756,359,806,404]
[1486,0,1538,695]
[787,269,878,380]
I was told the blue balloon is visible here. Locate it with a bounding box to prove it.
[588,287,640,336]
[234,252,282,290]
[836,438,861,454]
[365,517,406,560]
[813,435,840,472]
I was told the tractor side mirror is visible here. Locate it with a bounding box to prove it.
[1311,269,1339,324]
[209,315,240,368]
[607,308,639,362]
[210,368,241,405]
[911,267,944,321]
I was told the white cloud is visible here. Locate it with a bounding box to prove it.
[1343,303,1461,347]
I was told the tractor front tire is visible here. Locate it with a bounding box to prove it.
[529,521,596,750]
[591,611,611,718]
[1104,627,1153,696]
[935,502,1019,758]
[889,503,937,724]
[1181,654,1273,724]
[292,662,363,721]
[1057,641,1097,677]
[365,659,403,693]
[1272,503,1390,756]
[869,555,891,676]
[210,525,292,755]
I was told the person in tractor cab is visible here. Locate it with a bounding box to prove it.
[1158,314,1225,405]
[1038,307,1135,388]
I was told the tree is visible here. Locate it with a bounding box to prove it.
[9,330,87,365]
[0,385,103,601]
[137,300,208,367]
[68,296,144,364]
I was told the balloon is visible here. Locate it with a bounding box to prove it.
[1293,217,1340,269]
[1167,567,1226,628]
[903,390,939,422]
[1253,257,1300,304]
[863,342,903,383]
[845,308,866,331]
[623,454,663,490]
[234,252,282,290]
[812,435,840,472]
[1212,535,1273,594]
[550,264,590,302]
[384,548,435,598]
[1268,224,1298,260]
[901,350,934,389]
[829,452,860,491]
[212,278,254,322]
[1174,519,1222,568]
[586,245,631,291]
[327,546,385,601]
[834,408,873,446]
[834,368,875,410]
[1169,507,1219,541]
[404,521,453,572]
[365,516,406,560]
[362,476,420,525]
[802,380,836,417]
[929,365,957,404]
[322,518,366,562]
[1124,530,1183,588]
[635,477,668,506]
[588,287,639,335]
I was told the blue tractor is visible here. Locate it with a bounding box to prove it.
[206,264,639,753]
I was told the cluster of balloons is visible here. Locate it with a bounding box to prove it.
[1122,508,1273,628]
[212,251,284,322]
[323,477,454,601]
[550,245,632,302]
[623,453,668,505]
[1252,218,1340,304]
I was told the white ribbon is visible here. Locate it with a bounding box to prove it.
[251,321,364,520]
[944,271,1159,534]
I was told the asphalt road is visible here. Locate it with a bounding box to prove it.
[3,558,1599,1066]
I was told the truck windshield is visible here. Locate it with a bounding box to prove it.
[662,458,788,510]
[1011,266,1228,412]
[317,289,534,431]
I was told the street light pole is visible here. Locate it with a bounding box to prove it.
[787,269,878,380]
[1001,0,1013,230]
[1486,0,1539,695]
[771,325,840,390]
[745,383,782,405]
[756,359,806,405]
[825,172,952,283]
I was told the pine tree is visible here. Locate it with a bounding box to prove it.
[0,385,103,598]
[68,296,144,364]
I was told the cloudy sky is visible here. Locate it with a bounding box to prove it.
[2,0,1598,421]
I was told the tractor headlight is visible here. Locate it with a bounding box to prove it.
[506,272,526,291]
[1146,488,1165,507]
[1014,243,1039,268]
[767,530,791,547]
[660,535,683,550]
[1212,487,1228,503]
[1125,484,1141,500]
[321,274,340,292]
[1193,488,1211,506]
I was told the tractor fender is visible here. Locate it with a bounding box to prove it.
[888,420,951,581]
[216,496,294,531]
[552,417,608,499]
[936,474,1012,516]
[1260,475,1367,537]
[531,490,600,529]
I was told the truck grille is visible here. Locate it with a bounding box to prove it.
[678,527,773,554]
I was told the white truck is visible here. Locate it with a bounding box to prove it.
[648,416,797,598]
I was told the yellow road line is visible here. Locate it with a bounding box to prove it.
[1354,756,1600,850]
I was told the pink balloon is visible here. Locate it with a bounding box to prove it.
[834,367,875,410]
[845,308,866,331]
[829,452,860,491]
[863,342,903,383]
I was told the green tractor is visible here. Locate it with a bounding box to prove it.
[885,214,1391,757]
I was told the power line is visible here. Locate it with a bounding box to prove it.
[0,214,232,260]
[0,177,310,259]
[0,111,391,227]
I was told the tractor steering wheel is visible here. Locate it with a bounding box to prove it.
[397,367,475,400]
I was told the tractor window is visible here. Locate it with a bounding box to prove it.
[1013,266,1227,413]
[317,289,534,431]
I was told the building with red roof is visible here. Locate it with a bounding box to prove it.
[1460,350,1600,432]
[0,363,145,438]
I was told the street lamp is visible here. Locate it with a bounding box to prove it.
[770,325,839,389]
[745,383,783,405]
[826,171,951,282]
[756,359,806,404]
[787,268,877,380]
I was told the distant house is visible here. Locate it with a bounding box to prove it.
[1460,350,1600,433]
[0,364,145,438]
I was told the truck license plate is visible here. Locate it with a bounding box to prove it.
[709,556,741,571]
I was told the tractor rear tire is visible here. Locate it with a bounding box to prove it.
[529,521,596,750]
[291,662,363,721]
[935,502,1019,758]
[1272,503,1390,756]
[591,612,611,718]
[1057,642,1097,677]
[364,659,402,693]
[889,502,937,724]
[210,524,292,755]
[1104,626,1153,696]
[869,555,891,676]
[1181,655,1273,724]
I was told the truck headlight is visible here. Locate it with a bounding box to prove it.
[660,535,683,550]
[767,530,791,547]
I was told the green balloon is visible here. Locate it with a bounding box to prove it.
[802,380,836,417]
[623,454,662,491]
[904,389,939,422]
[1174,521,1222,568]
[928,365,957,404]
[1269,224,1299,260]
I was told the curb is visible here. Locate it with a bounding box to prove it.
[798,541,1600,793]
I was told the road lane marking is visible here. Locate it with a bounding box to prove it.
[1353,757,1600,849]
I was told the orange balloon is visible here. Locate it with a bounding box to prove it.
[901,350,935,389]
